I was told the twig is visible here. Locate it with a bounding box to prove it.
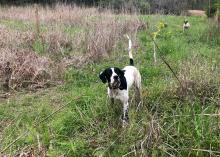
[1,130,29,153]
[146,30,184,89]
[163,142,179,153]
[37,134,41,153]
[141,135,148,155]
[153,42,157,64]
[160,113,220,120]
[160,147,175,157]
[166,148,220,155]
[101,128,127,156]
[35,5,40,36]
[0,114,21,143]
[1,94,84,153]
[101,138,118,156]
[122,150,136,157]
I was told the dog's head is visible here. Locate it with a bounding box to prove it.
[99,67,125,89]
[184,20,188,24]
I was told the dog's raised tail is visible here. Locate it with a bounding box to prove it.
[126,35,134,66]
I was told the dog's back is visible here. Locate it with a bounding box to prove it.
[123,66,141,89]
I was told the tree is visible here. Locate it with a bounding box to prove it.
[206,0,220,19]
[134,0,150,14]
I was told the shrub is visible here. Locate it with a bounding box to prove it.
[206,0,220,18]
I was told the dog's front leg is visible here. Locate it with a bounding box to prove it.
[121,92,129,127]
[120,91,129,127]
[122,101,129,127]
[107,88,114,105]
[110,98,114,105]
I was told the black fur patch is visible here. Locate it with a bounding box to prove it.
[99,68,112,83]
[184,20,188,24]
[130,58,134,66]
[113,67,127,90]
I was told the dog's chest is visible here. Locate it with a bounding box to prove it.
[183,23,190,28]
[108,88,126,100]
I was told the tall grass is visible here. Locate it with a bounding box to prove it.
[0,5,145,89]
[1,5,220,157]
[200,21,220,45]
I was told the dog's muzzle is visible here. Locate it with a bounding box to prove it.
[109,80,121,89]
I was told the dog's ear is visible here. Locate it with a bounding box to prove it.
[99,70,107,83]
[121,70,126,75]
[119,70,125,76]
[114,68,125,77]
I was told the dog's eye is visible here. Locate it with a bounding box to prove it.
[114,76,119,80]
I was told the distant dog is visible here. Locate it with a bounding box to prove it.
[183,20,190,31]
[99,35,141,127]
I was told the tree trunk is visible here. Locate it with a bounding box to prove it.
[153,42,157,64]
[214,8,219,23]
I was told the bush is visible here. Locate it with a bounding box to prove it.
[206,0,220,18]
[134,0,150,14]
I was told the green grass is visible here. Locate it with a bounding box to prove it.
[1,15,220,156]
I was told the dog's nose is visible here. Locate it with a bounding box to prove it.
[114,75,119,80]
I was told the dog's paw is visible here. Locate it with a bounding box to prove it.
[121,116,129,128]
[122,119,129,128]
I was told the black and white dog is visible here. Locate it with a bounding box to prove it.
[99,35,141,127]
[183,20,190,31]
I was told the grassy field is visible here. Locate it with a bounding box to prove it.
[0,5,220,157]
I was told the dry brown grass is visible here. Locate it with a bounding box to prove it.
[0,50,53,90]
[176,56,220,104]
[64,15,143,67]
[0,5,103,24]
[0,5,146,90]
[0,25,56,89]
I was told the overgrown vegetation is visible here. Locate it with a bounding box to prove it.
[206,0,220,18]
[0,5,144,89]
[0,0,208,15]
[1,5,220,157]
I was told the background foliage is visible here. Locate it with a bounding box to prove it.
[0,0,209,15]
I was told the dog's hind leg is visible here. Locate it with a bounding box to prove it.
[134,74,142,111]
[135,72,142,104]
[135,86,142,112]
[135,86,141,103]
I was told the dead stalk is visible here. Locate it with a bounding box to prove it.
[35,5,40,37]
